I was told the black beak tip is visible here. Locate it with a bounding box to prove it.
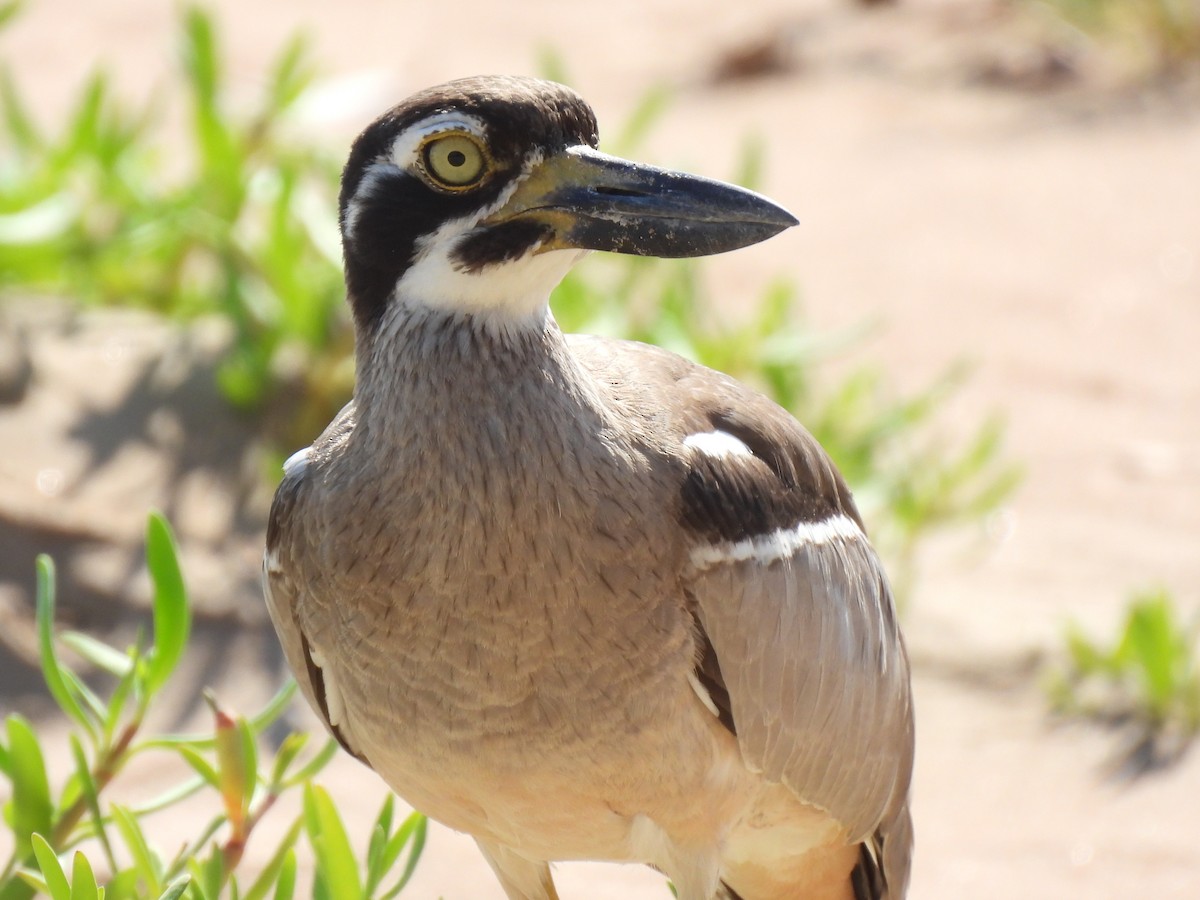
[749,194,799,231]
[731,197,798,250]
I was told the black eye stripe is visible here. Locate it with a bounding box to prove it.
[337,77,602,334]
[342,167,513,332]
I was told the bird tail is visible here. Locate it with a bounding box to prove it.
[850,803,913,900]
[850,837,884,900]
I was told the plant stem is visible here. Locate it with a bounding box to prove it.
[0,720,141,900]
[221,790,279,881]
[51,719,140,847]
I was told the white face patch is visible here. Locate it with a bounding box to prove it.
[689,513,866,570]
[389,149,585,328]
[342,163,392,246]
[346,111,582,331]
[683,430,753,460]
[394,237,586,329]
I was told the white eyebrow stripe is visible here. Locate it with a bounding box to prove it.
[343,164,396,244]
[683,430,753,460]
[689,513,866,570]
[388,112,488,168]
[344,112,491,243]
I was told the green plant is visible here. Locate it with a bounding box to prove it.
[1033,0,1200,73]
[0,3,352,443]
[0,513,427,900]
[0,4,1019,593]
[1047,587,1200,765]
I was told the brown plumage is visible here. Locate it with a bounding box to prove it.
[264,76,913,899]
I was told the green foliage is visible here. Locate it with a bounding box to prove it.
[0,3,1036,896]
[1047,587,1200,763]
[1033,0,1200,73]
[0,513,427,899]
[0,3,1018,591]
[0,4,353,443]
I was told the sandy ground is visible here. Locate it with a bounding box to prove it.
[2,0,1199,897]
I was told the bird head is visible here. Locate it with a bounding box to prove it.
[338,75,797,335]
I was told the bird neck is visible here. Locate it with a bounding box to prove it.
[342,305,627,569]
[351,303,603,441]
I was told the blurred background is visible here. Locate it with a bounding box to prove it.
[1,0,1198,897]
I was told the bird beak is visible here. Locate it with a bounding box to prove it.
[488,145,798,258]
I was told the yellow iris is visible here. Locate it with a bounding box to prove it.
[423,133,487,188]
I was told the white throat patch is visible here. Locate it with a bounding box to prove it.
[397,208,586,327]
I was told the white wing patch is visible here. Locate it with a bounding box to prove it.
[688,671,721,719]
[683,430,753,460]
[264,448,310,576]
[690,513,865,571]
[283,446,310,478]
[305,643,348,730]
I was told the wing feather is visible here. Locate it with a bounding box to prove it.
[557,335,913,893]
[688,530,912,897]
[689,527,910,840]
[263,440,370,765]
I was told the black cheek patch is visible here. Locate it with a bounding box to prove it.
[452,219,555,274]
[341,167,512,334]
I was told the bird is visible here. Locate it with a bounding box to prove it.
[263,75,913,900]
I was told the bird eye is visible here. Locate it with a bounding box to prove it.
[422,133,488,188]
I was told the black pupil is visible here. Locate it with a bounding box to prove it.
[447,150,466,168]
